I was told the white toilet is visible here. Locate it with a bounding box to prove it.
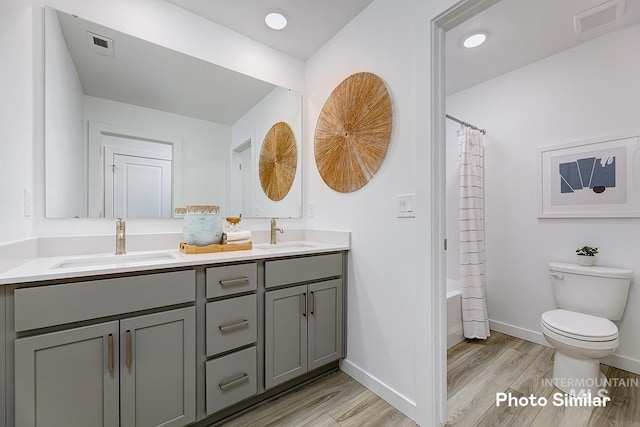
[541,262,632,397]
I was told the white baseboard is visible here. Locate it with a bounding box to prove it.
[489,319,640,375]
[489,320,549,347]
[339,359,416,421]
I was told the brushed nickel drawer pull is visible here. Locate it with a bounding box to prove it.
[126,330,132,369]
[218,319,250,333]
[302,293,307,317]
[219,277,250,287]
[219,373,249,391]
[107,334,114,375]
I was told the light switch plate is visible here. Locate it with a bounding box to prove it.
[24,189,32,217]
[397,193,415,218]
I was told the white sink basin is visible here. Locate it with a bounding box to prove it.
[253,242,319,253]
[52,252,176,269]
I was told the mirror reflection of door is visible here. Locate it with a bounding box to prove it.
[101,135,173,218]
[230,139,253,218]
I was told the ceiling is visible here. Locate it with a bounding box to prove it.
[447,0,640,94]
[55,0,640,124]
[163,0,376,60]
[57,11,276,125]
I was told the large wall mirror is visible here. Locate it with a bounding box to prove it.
[44,7,302,219]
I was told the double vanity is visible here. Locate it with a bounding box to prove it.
[0,231,349,427]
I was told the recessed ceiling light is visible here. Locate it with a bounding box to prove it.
[265,11,287,30]
[463,32,487,48]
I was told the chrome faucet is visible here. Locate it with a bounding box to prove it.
[115,218,126,255]
[270,218,284,244]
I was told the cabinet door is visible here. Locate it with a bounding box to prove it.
[308,279,343,370]
[265,285,307,389]
[15,321,120,427]
[120,307,196,427]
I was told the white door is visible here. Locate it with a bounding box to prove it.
[230,140,253,217]
[241,144,253,217]
[105,152,172,218]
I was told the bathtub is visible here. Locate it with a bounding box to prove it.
[447,279,464,349]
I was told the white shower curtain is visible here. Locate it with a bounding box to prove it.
[459,126,490,339]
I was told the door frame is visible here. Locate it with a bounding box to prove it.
[87,121,182,218]
[429,0,500,425]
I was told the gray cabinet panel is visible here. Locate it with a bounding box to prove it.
[265,253,342,288]
[120,307,196,427]
[14,270,196,332]
[205,346,257,415]
[308,279,343,370]
[206,294,257,356]
[265,285,307,389]
[206,263,257,298]
[15,321,120,427]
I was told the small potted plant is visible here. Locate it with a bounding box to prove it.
[576,245,598,266]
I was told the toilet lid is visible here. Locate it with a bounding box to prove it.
[541,309,618,342]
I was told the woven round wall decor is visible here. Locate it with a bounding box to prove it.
[314,72,392,193]
[259,121,297,201]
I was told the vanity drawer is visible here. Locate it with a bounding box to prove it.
[206,294,257,356]
[206,263,257,298]
[205,346,257,415]
[14,270,195,332]
[265,253,342,288]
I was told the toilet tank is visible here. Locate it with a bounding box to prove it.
[549,263,633,320]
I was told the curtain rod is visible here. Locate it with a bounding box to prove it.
[446,114,486,135]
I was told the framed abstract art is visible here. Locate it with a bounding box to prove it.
[538,133,640,218]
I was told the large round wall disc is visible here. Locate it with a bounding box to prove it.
[314,72,392,193]
[259,121,297,201]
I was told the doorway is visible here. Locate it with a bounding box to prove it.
[230,139,253,218]
[103,138,173,219]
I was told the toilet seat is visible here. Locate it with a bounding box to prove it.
[541,309,618,342]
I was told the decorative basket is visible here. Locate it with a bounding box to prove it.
[182,205,222,246]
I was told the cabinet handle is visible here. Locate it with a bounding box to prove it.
[302,292,307,317]
[310,291,315,315]
[107,334,114,375]
[219,277,250,287]
[126,330,132,369]
[219,319,250,333]
[219,373,249,391]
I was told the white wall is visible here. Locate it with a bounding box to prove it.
[231,87,302,219]
[305,0,455,422]
[84,96,230,213]
[0,0,34,244]
[447,24,640,373]
[44,7,85,218]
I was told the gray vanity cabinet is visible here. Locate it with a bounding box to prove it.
[265,285,308,388]
[205,262,259,415]
[15,307,195,427]
[15,321,120,427]
[13,268,196,427]
[119,307,196,427]
[264,254,343,390]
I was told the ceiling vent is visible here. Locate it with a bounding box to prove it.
[574,0,625,34]
[86,31,114,57]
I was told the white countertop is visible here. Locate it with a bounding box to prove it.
[0,238,349,285]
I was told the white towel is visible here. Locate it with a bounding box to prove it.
[227,239,251,245]
[226,231,252,242]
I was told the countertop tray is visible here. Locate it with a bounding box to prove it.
[179,241,252,254]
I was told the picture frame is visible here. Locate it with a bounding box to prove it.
[537,133,640,218]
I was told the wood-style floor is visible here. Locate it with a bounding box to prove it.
[219,332,639,426]
[447,331,640,427]
[219,369,416,426]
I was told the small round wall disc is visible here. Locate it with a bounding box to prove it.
[259,121,297,201]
